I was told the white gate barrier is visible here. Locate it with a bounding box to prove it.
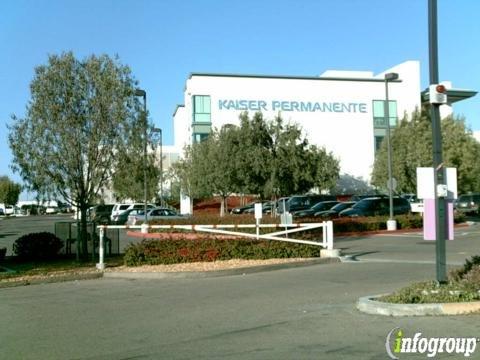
[96,221,334,270]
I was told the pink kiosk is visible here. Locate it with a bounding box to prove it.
[417,167,457,241]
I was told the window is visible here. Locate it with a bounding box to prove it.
[375,136,384,151]
[372,100,397,128]
[193,95,211,123]
[193,133,209,143]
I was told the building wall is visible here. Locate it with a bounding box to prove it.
[175,60,422,181]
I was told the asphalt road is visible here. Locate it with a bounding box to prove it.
[1,223,480,359]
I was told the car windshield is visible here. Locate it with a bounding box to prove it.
[353,200,374,210]
[458,195,472,202]
[312,202,333,211]
[331,203,352,212]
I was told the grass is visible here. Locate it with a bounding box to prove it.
[380,256,480,304]
[0,255,123,280]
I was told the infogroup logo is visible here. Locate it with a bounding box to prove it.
[385,327,478,359]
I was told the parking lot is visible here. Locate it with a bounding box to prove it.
[2,215,480,359]
[0,214,138,256]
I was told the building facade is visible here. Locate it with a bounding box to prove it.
[174,61,423,181]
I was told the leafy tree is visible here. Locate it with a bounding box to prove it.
[372,107,480,194]
[8,52,143,258]
[0,176,22,205]
[173,113,340,215]
[265,115,339,198]
[111,121,161,202]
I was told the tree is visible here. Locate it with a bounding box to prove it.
[111,122,161,202]
[265,115,340,198]
[372,107,480,194]
[0,176,22,205]
[8,52,143,259]
[172,113,340,216]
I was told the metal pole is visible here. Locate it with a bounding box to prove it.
[160,128,163,207]
[385,79,394,221]
[143,93,148,224]
[429,0,447,283]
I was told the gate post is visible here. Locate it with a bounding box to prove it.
[320,221,340,258]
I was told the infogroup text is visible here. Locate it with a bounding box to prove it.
[386,328,478,358]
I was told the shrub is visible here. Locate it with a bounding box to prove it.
[124,237,320,266]
[381,256,480,304]
[449,255,480,282]
[13,232,64,261]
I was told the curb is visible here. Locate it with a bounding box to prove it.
[0,272,103,289]
[357,294,480,316]
[104,257,341,280]
[0,258,341,287]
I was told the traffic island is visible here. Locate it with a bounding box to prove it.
[357,295,480,316]
[357,255,480,316]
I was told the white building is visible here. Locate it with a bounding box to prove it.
[174,61,425,181]
[173,60,475,180]
[170,60,476,213]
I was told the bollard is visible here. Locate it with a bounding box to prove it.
[96,226,105,270]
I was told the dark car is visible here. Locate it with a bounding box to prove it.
[291,201,339,218]
[243,201,275,214]
[88,204,114,224]
[314,201,356,218]
[230,202,256,214]
[455,193,480,215]
[277,194,336,214]
[339,197,410,217]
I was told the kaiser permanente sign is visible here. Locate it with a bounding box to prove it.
[218,99,368,113]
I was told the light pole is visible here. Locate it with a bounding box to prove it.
[135,89,148,224]
[384,72,399,231]
[151,127,163,207]
[428,0,447,283]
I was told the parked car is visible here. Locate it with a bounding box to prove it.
[45,206,59,214]
[339,197,410,217]
[0,208,4,216]
[112,208,144,225]
[243,201,275,215]
[111,203,156,222]
[314,201,356,218]
[88,204,115,224]
[291,201,339,218]
[127,207,185,225]
[455,193,480,215]
[230,202,256,214]
[277,194,336,214]
[401,193,418,203]
[350,194,387,202]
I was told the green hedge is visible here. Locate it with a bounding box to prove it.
[124,237,320,266]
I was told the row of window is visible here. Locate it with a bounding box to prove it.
[191,96,397,149]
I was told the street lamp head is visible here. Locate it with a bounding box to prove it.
[135,89,146,97]
[385,72,399,81]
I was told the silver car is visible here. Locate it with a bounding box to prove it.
[127,207,184,225]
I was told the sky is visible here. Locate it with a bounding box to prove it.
[1,0,479,199]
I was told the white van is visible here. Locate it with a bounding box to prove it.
[110,203,155,222]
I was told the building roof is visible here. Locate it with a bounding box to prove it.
[188,72,402,83]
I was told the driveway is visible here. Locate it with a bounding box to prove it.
[1,225,480,359]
